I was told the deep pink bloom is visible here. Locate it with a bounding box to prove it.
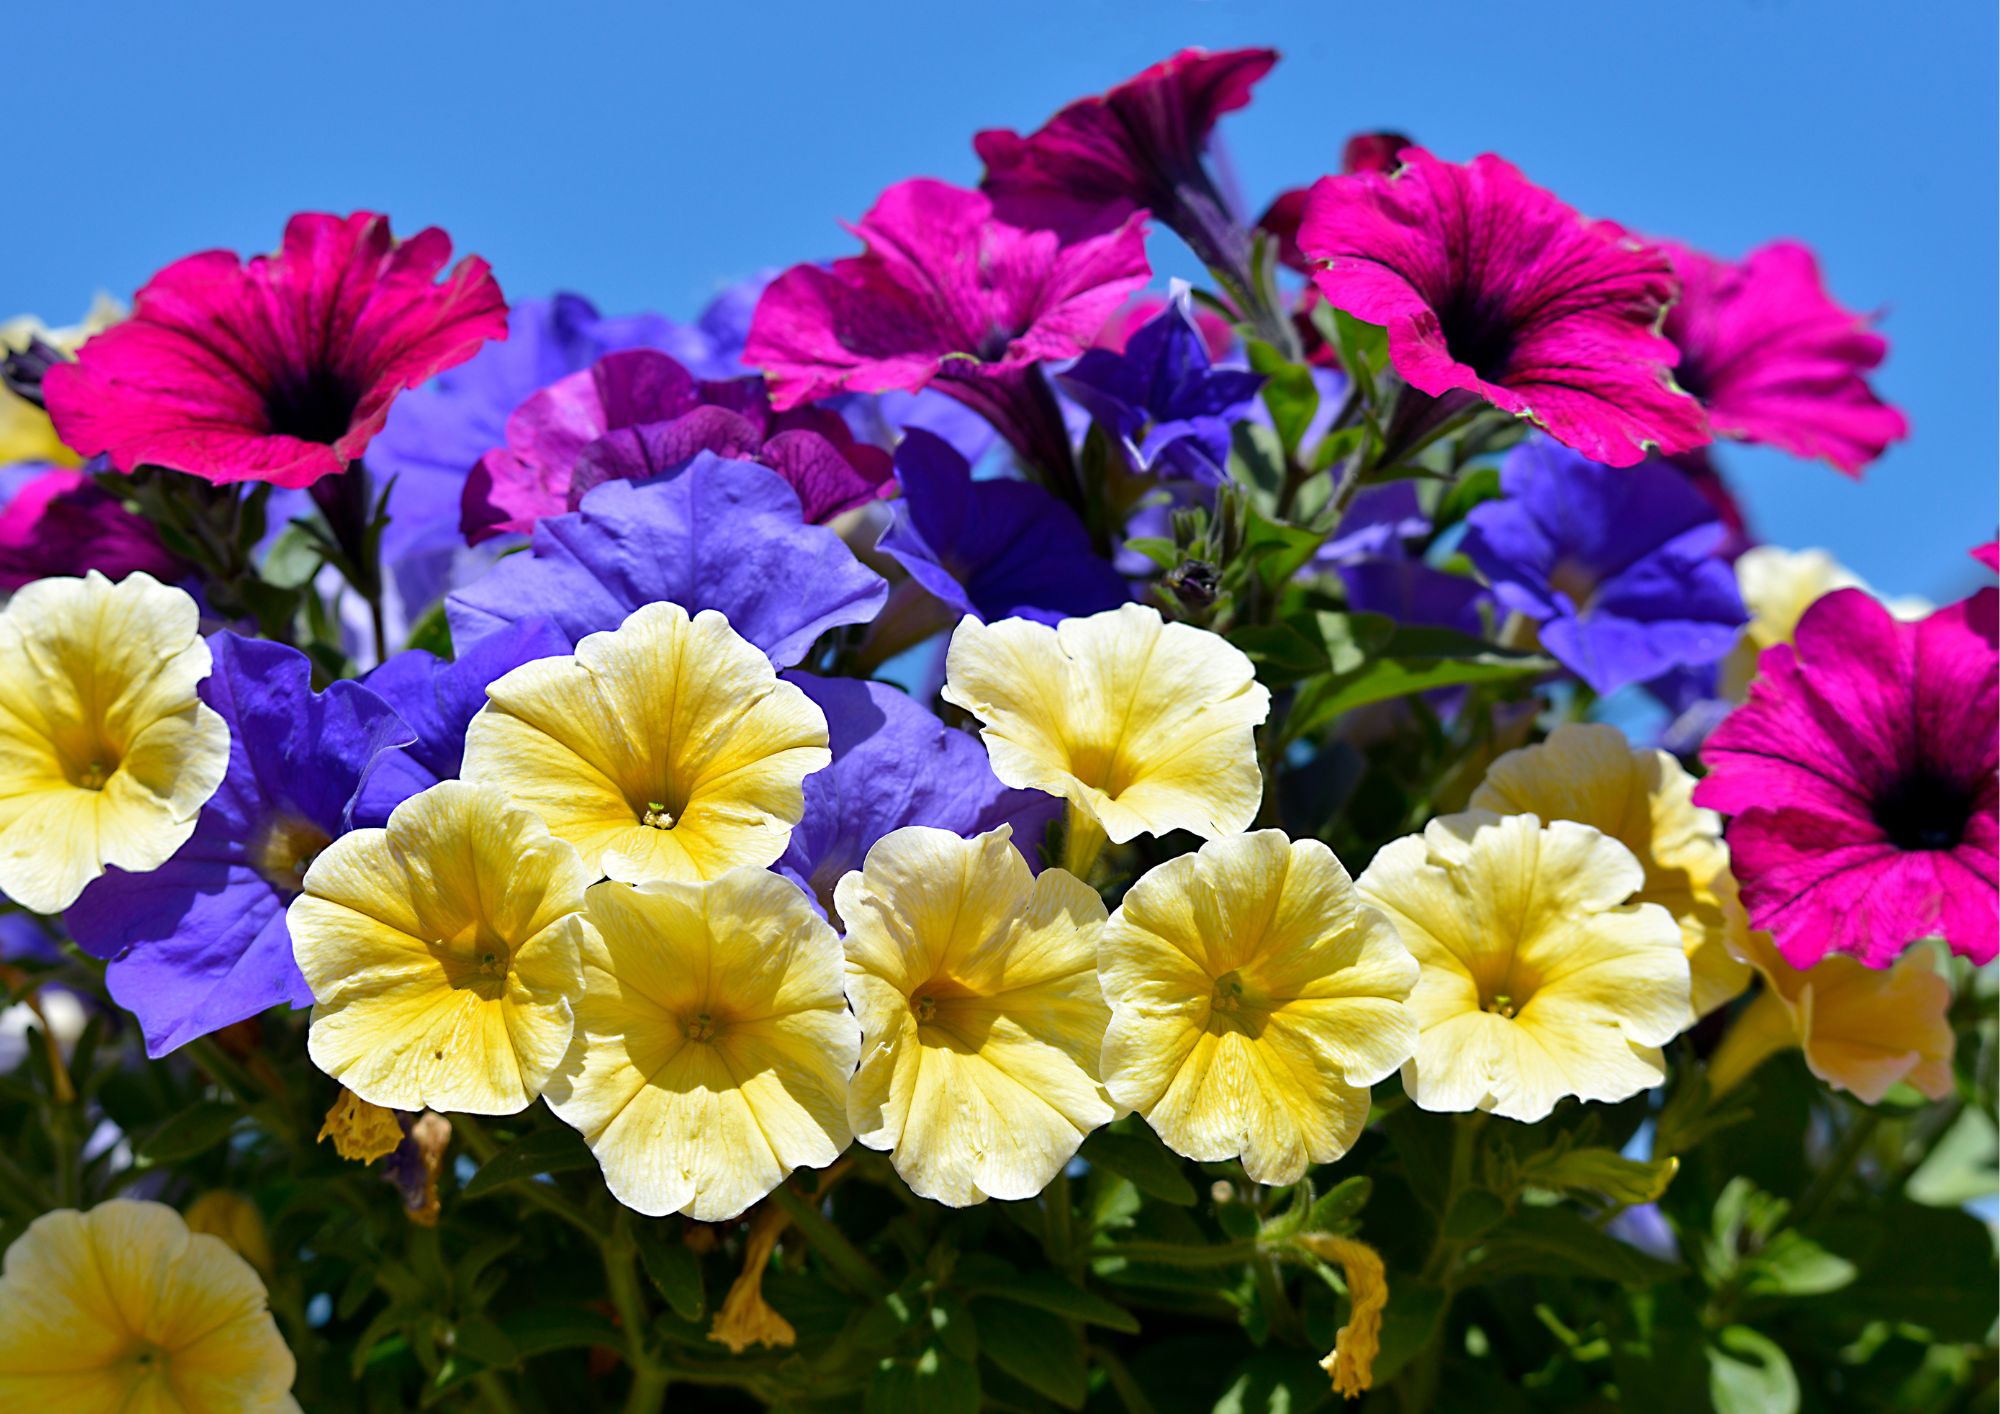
[745,180,1148,473]
[1298,149,1707,467]
[0,467,183,590]
[1976,540,1999,573]
[1696,588,1998,969]
[461,348,890,543]
[45,213,507,490]
[1093,293,1234,361]
[1260,131,1415,275]
[1661,240,1907,476]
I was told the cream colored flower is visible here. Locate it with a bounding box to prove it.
[1097,830,1418,1185]
[289,780,592,1115]
[462,601,829,885]
[836,825,1112,1205]
[941,604,1270,844]
[0,1199,298,1411]
[1471,721,1751,1018]
[0,571,229,913]
[546,869,858,1220]
[1357,811,1690,1123]
[0,297,120,467]
[1719,546,1927,700]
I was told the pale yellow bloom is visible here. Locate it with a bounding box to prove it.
[941,604,1270,844]
[1097,830,1418,1185]
[183,1192,273,1277]
[1719,546,1927,700]
[836,825,1112,1205]
[1471,722,1751,1019]
[1296,1232,1387,1399]
[707,1205,797,1354]
[462,601,829,885]
[0,1199,298,1411]
[0,571,229,914]
[289,780,592,1115]
[1357,812,1690,1123]
[0,297,121,466]
[1710,931,1954,1105]
[545,869,858,1221]
[316,1087,405,1162]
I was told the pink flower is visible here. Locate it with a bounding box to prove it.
[45,213,507,490]
[1976,541,1999,573]
[1661,240,1907,476]
[745,179,1148,476]
[1696,587,1998,969]
[461,348,891,543]
[0,467,183,590]
[1298,149,1708,467]
[1093,293,1234,361]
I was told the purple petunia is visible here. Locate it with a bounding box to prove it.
[446,453,887,667]
[1462,439,1746,695]
[877,429,1128,625]
[66,635,413,1056]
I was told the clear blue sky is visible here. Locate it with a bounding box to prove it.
[10,0,1993,603]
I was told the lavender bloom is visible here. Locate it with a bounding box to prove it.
[1058,289,1263,485]
[877,429,1128,625]
[1462,439,1747,695]
[67,636,412,1056]
[446,454,887,667]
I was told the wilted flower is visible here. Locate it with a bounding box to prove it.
[317,1088,405,1163]
[708,1206,797,1354]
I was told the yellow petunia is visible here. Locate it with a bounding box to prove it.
[289,780,592,1115]
[940,604,1271,847]
[1097,830,1418,1186]
[0,298,120,466]
[0,1198,298,1412]
[1357,811,1690,1123]
[461,601,829,885]
[182,1192,274,1277]
[545,868,858,1221]
[836,825,1113,1206]
[1471,722,1751,1019]
[1718,546,1926,700]
[1709,930,1954,1105]
[0,571,230,914]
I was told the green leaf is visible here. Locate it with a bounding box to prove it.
[1228,421,1288,502]
[1307,1176,1372,1233]
[1286,626,1552,741]
[1228,620,1331,687]
[1707,1325,1799,1414]
[1326,308,1387,404]
[1815,1200,1999,1341]
[1442,1188,1508,1241]
[631,1219,705,1321]
[965,1270,1139,1333]
[458,1125,596,1200]
[448,1314,518,1369]
[136,1102,239,1164]
[1740,1228,1857,1298]
[972,1299,1087,1409]
[1124,537,1185,572]
[496,1306,621,1361]
[1515,1147,1681,1206]
[1080,1127,1197,1206]
[260,522,328,589]
[401,600,453,659]
[1239,506,1326,590]
[1462,1206,1682,1287]
[1247,340,1319,456]
[1213,1349,1334,1414]
[867,1342,982,1414]
[1432,464,1503,530]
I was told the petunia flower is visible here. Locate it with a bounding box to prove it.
[0,571,229,915]
[1295,1232,1388,1399]
[545,868,858,1220]
[1299,150,1708,466]
[45,212,507,489]
[875,428,1128,625]
[942,603,1270,846]
[182,1191,274,1277]
[1462,439,1746,695]
[0,465,183,590]
[351,618,570,828]
[1356,811,1690,1123]
[1058,288,1264,485]
[1661,239,1907,476]
[317,1088,406,1163]
[1716,544,1923,701]
[1975,540,1999,574]
[1471,723,1751,1018]
[0,296,122,467]
[1707,929,1953,1105]
[66,634,413,1057]
[461,348,893,543]
[289,779,592,1114]
[461,601,830,886]
[1097,830,1418,1185]
[745,179,1149,477]
[0,1200,298,1411]
[1695,587,1998,968]
[779,675,1060,915]
[446,455,887,667]
[837,825,1112,1205]
[975,47,1276,283]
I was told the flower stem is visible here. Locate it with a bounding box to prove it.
[1793,1106,1883,1229]
[767,1181,888,1297]
[604,1209,667,1414]
[1061,804,1107,881]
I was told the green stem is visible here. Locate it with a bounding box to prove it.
[474,1371,527,1414]
[1089,1343,1162,1414]
[604,1210,666,1414]
[768,1182,888,1297]
[1793,1107,1884,1229]
[1098,1238,1262,1268]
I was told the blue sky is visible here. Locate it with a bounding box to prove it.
[9,0,1993,602]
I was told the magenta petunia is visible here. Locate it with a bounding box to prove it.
[1297,149,1707,467]
[0,465,183,590]
[1661,240,1907,476]
[744,179,1149,475]
[461,347,891,543]
[44,212,507,490]
[1696,587,1998,969]
[1976,540,1999,573]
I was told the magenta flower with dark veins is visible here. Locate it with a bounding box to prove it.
[1298,149,1708,467]
[1660,239,1908,476]
[45,212,506,489]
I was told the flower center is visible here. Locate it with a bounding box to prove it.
[265,363,362,446]
[641,801,676,830]
[683,1011,722,1043]
[1437,289,1518,382]
[249,813,333,895]
[122,1340,169,1380]
[1547,558,1600,613]
[435,923,514,998]
[1065,742,1139,800]
[1871,770,1973,853]
[1206,969,1271,1036]
[911,993,939,1023]
[1485,992,1518,1020]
